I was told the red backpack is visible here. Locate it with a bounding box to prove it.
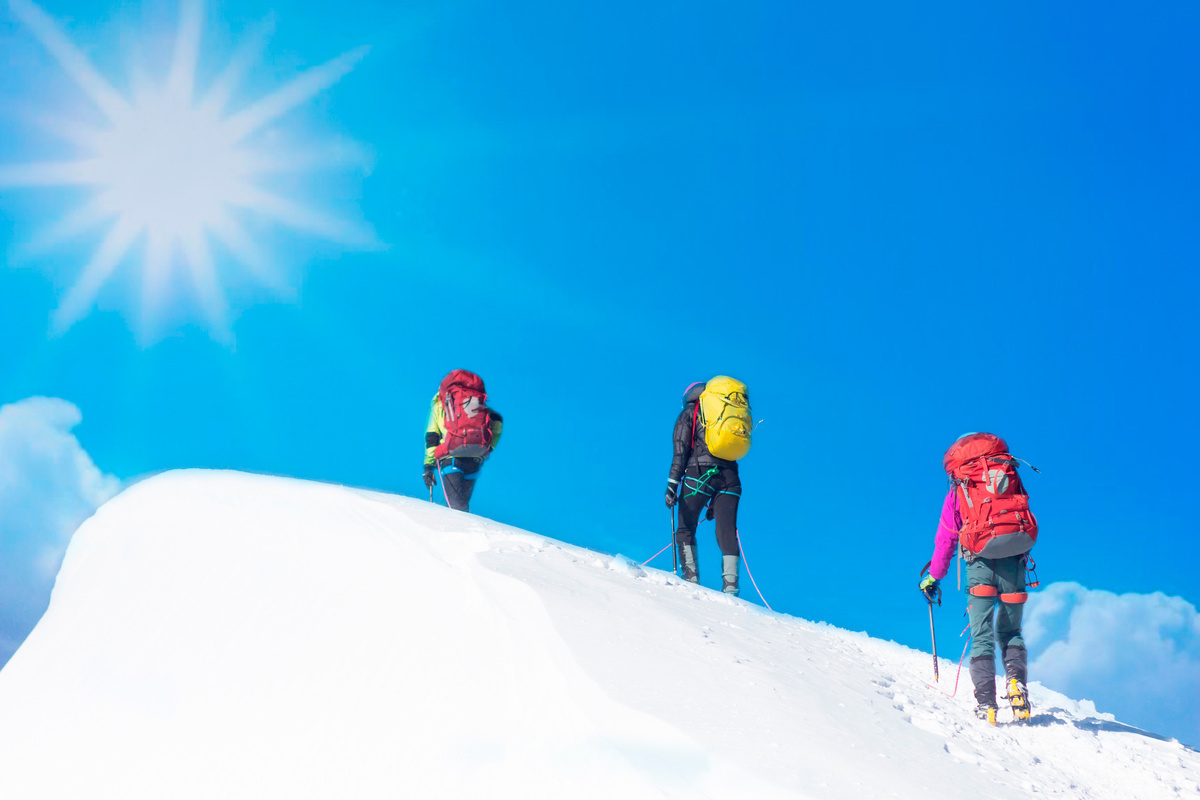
[943,433,1038,558]
[434,369,494,460]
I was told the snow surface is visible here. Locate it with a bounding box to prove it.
[0,470,1195,799]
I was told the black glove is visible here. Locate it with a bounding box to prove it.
[423,468,436,489]
[665,481,678,508]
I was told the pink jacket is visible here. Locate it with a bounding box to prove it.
[929,489,962,581]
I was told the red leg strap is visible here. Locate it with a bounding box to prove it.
[1000,592,1028,604]
[968,585,999,597]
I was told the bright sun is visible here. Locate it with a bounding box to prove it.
[0,0,374,340]
[98,89,242,240]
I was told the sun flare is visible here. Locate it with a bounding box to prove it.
[95,89,245,240]
[0,0,374,340]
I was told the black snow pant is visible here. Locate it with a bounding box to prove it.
[674,462,741,559]
[439,457,482,512]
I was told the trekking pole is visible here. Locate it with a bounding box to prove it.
[920,561,941,681]
[927,600,939,682]
[440,465,453,508]
[643,508,677,570]
[671,506,678,576]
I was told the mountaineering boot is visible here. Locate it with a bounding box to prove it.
[1002,644,1031,720]
[974,704,998,725]
[679,543,699,583]
[969,655,997,722]
[1004,678,1032,721]
[1003,645,1028,685]
[722,555,740,596]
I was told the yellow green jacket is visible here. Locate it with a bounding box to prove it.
[424,395,503,467]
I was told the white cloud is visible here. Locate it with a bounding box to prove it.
[1025,582,1200,746]
[0,397,119,664]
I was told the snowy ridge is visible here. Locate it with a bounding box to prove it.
[0,470,1195,799]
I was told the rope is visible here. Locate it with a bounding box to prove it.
[642,541,673,567]
[736,528,773,611]
[926,620,972,698]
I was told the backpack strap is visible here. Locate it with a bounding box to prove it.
[957,544,962,591]
[956,477,973,509]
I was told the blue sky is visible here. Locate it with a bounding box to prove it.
[1,1,1198,744]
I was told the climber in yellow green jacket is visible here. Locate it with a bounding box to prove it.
[423,369,503,512]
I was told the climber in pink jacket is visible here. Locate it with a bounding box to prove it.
[919,433,1039,724]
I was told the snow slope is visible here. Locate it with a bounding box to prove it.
[0,470,1195,799]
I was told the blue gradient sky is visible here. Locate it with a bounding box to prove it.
[2,1,1198,743]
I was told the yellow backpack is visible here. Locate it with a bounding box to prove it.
[698,376,753,461]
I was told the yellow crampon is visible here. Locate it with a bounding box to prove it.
[1005,678,1032,721]
[976,706,998,726]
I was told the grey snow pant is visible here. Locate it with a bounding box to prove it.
[966,553,1029,707]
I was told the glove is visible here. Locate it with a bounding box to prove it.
[423,467,436,490]
[665,482,678,508]
[919,574,940,602]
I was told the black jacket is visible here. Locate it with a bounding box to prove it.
[668,382,736,485]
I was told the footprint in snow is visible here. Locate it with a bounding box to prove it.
[910,712,949,738]
[944,741,982,765]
